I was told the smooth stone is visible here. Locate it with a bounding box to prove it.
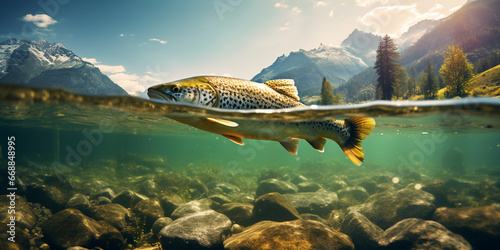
[224,219,354,250]
[218,202,254,227]
[95,220,126,250]
[355,178,378,195]
[283,190,338,216]
[132,198,164,230]
[170,199,212,220]
[422,180,450,207]
[255,178,298,197]
[66,193,91,212]
[42,208,103,249]
[26,175,73,212]
[159,210,232,249]
[111,190,148,208]
[86,203,131,231]
[230,193,254,204]
[290,174,308,185]
[378,218,472,250]
[340,211,383,250]
[138,179,159,198]
[67,247,90,250]
[90,187,115,200]
[209,194,232,205]
[97,196,112,205]
[337,186,369,202]
[159,191,185,217]
[187,179,209,199]
[81,180,111,196]
[152,217,173,235]
[433,204,500,249]
[213,182,241,194]
[252,192,301,222]
[0,195,36,230]
[327,179,348,191]
[297,181,323,192]
[300,213,331,227]
[348,187,436,229]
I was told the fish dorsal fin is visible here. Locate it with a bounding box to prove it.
[307,138,327,152]
[279,138,300,155]
[264,79,300,101]
[222,135,244,145]
[206,118,239,127]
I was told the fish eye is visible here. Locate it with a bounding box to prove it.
[171,85,181,93]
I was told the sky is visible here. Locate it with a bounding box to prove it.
[0,0,467,95]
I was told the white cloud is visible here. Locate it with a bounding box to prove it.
[356,0,389,7]
[149,38,167,44]
[360,4,446,37]
[449,5,462,13]
[329,10,334,18]
[119,33,124,37]
[82,58,100,64]
[96,65,126,74]
[23,14,57,28]
[315,1,327,7]
[277,22,290,31]
[274,3,288,8]
[292,6,302,14]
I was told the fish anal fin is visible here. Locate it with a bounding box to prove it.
[263,79,300,101]
[279,138,300,155]
[206,118,239,127]
[222,135,244,145]
[307,138,327,152]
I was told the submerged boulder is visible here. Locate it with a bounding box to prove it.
[170,199,212,220]
[433,204,500,249]
[284,190,338,216]
[159,210,232,249]
[0,195,36,230]
[218,202,254,227]
[378,218,471,250]
[348,187,436,229]
[256,178,298,197]
[111,190,148,208]
[132,198,164,230]
[86,203,131,231]
[252,192,301,222]
[340,211,383,250]
[224,219,354,250]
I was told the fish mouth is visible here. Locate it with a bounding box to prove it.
[147,88,177,102]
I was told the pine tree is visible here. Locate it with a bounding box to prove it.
[420,60,438,99]
[408,65,417,98]
[439,45,474,97]
[320,77,339,105]
[374,35,401,100]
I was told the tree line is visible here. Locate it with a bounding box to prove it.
[374,35,476,100]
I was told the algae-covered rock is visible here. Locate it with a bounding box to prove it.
[86,203,131,231]
[170,199,213,220]
[252,192,301,222]
[152,217,173,235]
[159,210,231,249]
[256,178,298,197]
[340,211,383,250]
[347,187,436,229]
[218,202,254,227]
[66,193,91,212]
[433,204,500,249]
[224,219,354,250]
[111,190,148,208]
[378,218,471,250]
[132,198,164,230]
[284,190,338,216]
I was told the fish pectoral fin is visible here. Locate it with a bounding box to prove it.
[307,138,327,152]
[206,118,239,127]
[279,138,300,155]
[222,135,244,145]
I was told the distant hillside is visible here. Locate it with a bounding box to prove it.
[338,0,500,103]
[396,19,441,52]
[0,39,127,96]
[468,64,500,96]
[252,30,381,97]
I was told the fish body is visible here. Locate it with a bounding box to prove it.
[148,76,375,166]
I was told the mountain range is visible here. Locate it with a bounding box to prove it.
[0,39,127,96]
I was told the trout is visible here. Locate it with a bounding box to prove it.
[148,76,375,166]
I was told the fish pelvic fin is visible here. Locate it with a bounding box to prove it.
[307,138,327,152]
[206,118,239,127]
[341,117,376,166]
[222,135,244,145]
[280,138,300,155]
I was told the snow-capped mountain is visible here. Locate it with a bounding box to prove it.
[252,30,381,97]
[0,39,127,96]
[396,19,441,52]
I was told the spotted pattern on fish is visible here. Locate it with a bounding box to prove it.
[204,76,303,109]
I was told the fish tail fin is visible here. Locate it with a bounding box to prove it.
[340,117,376,166]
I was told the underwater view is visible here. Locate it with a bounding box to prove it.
[2,0,500,249]
[1,85,499,249]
